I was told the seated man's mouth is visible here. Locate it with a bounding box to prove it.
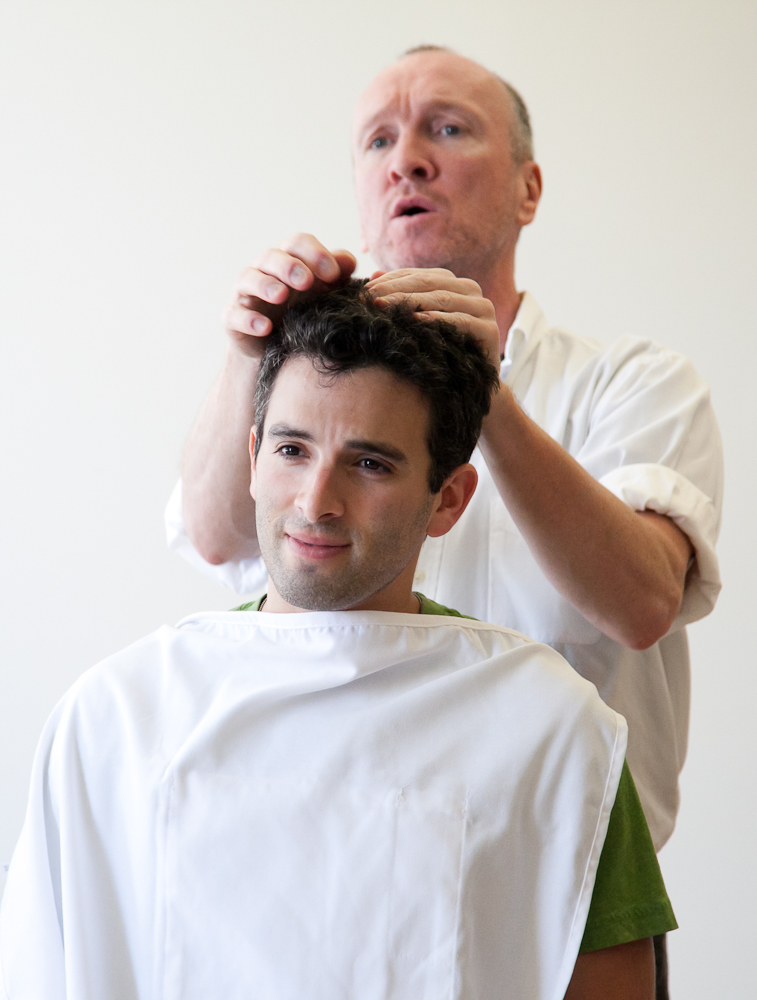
[286,533,351,559]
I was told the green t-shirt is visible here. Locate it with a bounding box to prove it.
[232,593,677,952]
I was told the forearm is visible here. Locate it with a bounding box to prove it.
[479,386,692,649]
[181,349,261,565]
[564,938,655,1000]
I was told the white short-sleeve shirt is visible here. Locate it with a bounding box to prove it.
[165,292,723,850]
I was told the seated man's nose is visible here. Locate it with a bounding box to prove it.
[298,471,343,520]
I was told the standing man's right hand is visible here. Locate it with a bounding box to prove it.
[224,234,357,357]
[181,235,356,566]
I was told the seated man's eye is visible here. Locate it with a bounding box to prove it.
[278,445,302,457]
[358,458,386,472]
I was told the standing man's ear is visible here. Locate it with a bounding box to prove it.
[425,464,478,539]
[516,161,543,228]
[249,426,258,500]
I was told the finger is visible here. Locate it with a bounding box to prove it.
[223,303,273,337]
[415,309,500,343]
[368,275,481,301]
[367,267,456,283]
[372,289,494,318]
[249,247,316,293]
[331,249,359,280]
[414,310,485,330]
[233,267,304,310]
[278,233,343,282]
[416,312,502,365]
[369,269,387,280]
[366,267,466,294]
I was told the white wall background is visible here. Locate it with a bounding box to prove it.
[1,1,755,995]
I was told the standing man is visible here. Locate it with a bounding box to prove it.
[167,46,722,995]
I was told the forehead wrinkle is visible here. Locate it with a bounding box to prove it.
[354,97,486,141]
[353,63,512,151]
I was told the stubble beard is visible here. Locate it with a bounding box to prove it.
[371,214,512,283]
[255,493,435,612]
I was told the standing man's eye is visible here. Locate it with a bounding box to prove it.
[441,124,461,136]
[370,136,389,149]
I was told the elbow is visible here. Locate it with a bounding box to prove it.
[187,524,233,566]
[624,629,668,653]
[617,589,683,651]
[183,507,239,565]
[184,509,260,566]
[197,544,231,567]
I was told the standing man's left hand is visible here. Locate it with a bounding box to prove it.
[366,269,502,369]
[369,267,693,652]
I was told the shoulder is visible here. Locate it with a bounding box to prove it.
[520,326,714,445]
[515,295,705,392]
[58,628,166,711]
[45,625,194,768]
[535,326,704,389]
[414,605,625,738]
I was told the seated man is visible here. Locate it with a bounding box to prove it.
[0,283,675,1000]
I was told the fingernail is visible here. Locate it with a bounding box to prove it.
[291,265,308,285]
[252,318,268,334]
[317,257,339,280]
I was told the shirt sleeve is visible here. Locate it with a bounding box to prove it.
[578,338,723,628]
[579,761,677,953]
[164,478,268,596]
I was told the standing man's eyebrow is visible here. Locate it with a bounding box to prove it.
[267,424,315,442]
[346,440,408,463]
[357,100,482,136]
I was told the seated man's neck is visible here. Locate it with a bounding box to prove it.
[263,560,422,614]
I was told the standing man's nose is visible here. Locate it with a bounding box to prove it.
[389,133,438,183]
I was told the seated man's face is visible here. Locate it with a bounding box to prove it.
[251,356,441,613]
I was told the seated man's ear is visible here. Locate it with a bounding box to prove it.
[425,464,478,539]
[249,426,257,500]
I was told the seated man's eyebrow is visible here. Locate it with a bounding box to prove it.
[267,423,315,442]
[345,439,407,463]
[266,427,405,463]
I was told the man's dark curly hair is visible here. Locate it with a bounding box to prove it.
[253,280,500,493]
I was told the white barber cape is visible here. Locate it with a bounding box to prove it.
[1,610,626,1000]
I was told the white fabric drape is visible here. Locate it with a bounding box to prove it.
[1,611,625,1000]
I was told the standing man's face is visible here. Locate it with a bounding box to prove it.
[352,51,536,282]
[250,357,472,614]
